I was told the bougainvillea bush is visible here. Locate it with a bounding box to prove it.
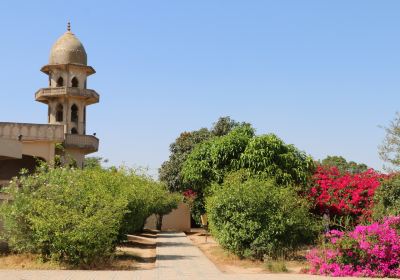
[306,216,400,277]
[309,166,385,223]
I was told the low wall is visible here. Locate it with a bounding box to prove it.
[145,202,191,232]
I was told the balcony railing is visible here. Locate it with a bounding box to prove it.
[35,87,99,105]
[64,134,99,153]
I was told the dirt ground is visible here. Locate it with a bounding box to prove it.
[0,230,157,270]
[186,229,306,274]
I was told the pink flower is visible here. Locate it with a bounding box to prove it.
[306,216,400,277]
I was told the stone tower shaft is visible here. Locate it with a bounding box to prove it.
[34,24,99,167]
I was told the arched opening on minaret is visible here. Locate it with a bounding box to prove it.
[56,104,64,122]
[71,77,79,88]
[71,104,78,123]
[56,77,64,87]
[71,127,78,134]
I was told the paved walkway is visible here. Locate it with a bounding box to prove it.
[156,232,221,279]
[0,232,380,280]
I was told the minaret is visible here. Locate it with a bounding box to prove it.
[35,23,99,168]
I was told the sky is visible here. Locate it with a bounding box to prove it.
[0,1,399,175]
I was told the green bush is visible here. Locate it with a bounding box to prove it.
[0,165,179,266]
[373,174,400,220]
[206,172,321,260]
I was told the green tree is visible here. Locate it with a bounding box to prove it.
[211,116,242,136]
[182,128,314,191]
[83,157,108,169]
[159,128,212,192]
[240,134,315,188]
[182,124,255,190]
[379,112,400,171]
[182,127,314,220]
[373,174,400,220]
[159,116,241,192]
[320,155,368,174]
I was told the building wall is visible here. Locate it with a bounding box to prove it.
[0,155,40,182]
[22,142,56,163]
[145,202,191,232]
[0,138,22,159]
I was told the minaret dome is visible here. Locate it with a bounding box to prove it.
[49,23,87,66]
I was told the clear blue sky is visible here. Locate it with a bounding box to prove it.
[0,1,399,175]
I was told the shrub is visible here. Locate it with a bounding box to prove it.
[206,173,321,259]
[309,166,384,224]
[306,217,400,277]
[0,165,178,266]
[373,174,400,220]
[0,166,127,266]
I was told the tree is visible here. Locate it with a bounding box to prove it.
[182,128,314,191]
[320,156,369,174]
[159,116,241,192]
[83,157,108,169]
[182,124,255,190]
[379,112,400,171]
[153,191,181,230]
[159,128,212,192]
[182,126,315,220]
[211,116,242,136]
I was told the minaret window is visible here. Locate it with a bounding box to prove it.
[56,104,64,122]
[56,77,64,87]
[71,104,78,122]
[71,128,78,134]
[71,77,79,88]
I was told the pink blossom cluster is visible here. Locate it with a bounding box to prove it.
[182,189,197,206]
[183,189,197,200]
[306,216,400,277]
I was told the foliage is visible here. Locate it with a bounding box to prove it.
[306,217,400,277]
[206,173,321,260]
[149,185,181,230]
[239,134,315,188]
[83,157,108,169]
[379,112,400,172]
[309,166,384,224]
[182,189,197,208]
[373,174,400,220]
[182,124,255,189]
[162,130,213,193]
[0,165,178,266]
[0,166,125,266]
[183,129,314,190]
[320,155,369,174]
[211,116,243,137]
[159,116,243,193]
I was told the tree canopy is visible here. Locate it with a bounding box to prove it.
[320,155,369,174]
[159,116,241,192]
[182,125,315,191]
[379,112,400,171]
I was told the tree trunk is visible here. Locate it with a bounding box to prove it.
[156,214,163,231]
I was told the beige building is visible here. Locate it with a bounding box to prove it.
[0,23,99,184]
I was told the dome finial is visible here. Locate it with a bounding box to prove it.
[67,21,71,32]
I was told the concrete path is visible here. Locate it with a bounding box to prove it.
[156,231,221,279]
[0,231,381,280]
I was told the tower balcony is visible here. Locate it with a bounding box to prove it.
[63,134,99,154]
[35,87,99,105]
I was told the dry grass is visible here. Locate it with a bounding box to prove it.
[0,253,65,270]
[186,230,307,274]
[0,230,157,270]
